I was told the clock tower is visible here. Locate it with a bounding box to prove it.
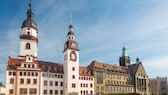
[63,22,79,95]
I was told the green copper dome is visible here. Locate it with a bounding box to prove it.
[122,46,128,57]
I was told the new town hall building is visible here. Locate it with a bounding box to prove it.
[6,1,150,95]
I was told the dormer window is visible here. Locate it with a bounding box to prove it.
[54,67,57,71]
[26,43,31,49]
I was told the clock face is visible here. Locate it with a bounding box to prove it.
[70,51,77,62]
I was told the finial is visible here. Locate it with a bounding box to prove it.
[123,41,127,48]
[29,0,32,9]
[136,57,140,63]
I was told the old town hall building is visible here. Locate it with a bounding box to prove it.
[6,1,150,95]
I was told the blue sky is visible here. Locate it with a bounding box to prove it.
[0,0,168,85]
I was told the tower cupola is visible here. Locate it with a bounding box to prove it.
[67,24,75,41]
[119,46,130,67]
[122,46,128,57]
[64,21,79,52]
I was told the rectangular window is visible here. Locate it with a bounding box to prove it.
[97,86,99,90]
[27,79,31,84]
[24,64,26,68]
[72,75,75,79]
[72,83,76,88]
[44,80,47,86]
[28,64,31,68]
[9,89,13,94]
[55,81,58,86]
[90,83,93,88]
[50,90,53,94]
[29,88,37,94]
[97,72,103,84]
[44,90,47,94]
[20,88,27,94]
[55,90,58,94]
[72,67,75,71]
[61,75,63,78]
[9,72,12,75]
[13,72,16,76]
[50,81,53,86]
[10,78,14,84]
[86,84,88,87]
[32,64,35,68]
[33,79,37,84]
[32,72,34,76]
[35,72,38,76]
[101,86,104,90]
[24,72,26,76]
[60,81,63,86]
[81,90,82,94]
[60,90,63,94]
[28,72,30,76]
[20,72,22,76]
[20,78,24,84]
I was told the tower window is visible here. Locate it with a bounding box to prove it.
[27,32,30,35]
[26,43,31,49]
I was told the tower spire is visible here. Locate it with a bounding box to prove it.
[21,0,37,29]
[64,17,78,52]
[29,0,32,10]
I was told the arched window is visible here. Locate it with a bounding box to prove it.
[26,43,31,49]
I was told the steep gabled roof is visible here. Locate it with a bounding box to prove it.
[88,60,128,74]
[38,60,63,73]
[128,63,141,76]
[79,66,92,76]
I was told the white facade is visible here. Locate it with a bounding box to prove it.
[20,39,38,57]
[20,27,38,57]
[21,27,38,38]
[41,72,64,95]
[0,84,5,95]
[79,76,94,95]
[63,49,79,95]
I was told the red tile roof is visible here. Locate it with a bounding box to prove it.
[7,57,93,76]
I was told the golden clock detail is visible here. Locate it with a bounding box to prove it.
[70,51,77,62]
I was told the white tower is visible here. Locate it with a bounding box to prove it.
[19,0,38,58]
[63,22,79,95]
